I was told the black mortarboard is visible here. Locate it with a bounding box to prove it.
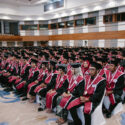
[96,57,103,62]
[31,59,38,64]
[42,61,49,65]
[109,59,119,66]
[23,57,29,60]
[90,62,102,70]
[120,60,125,67]
[50,60,57,66]
[70,63,81,68]
[122,50,125,57]
[56,64,67,72]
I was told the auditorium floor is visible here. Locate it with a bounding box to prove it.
[0,86,125,125]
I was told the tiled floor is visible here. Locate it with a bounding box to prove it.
[0,86,125,125]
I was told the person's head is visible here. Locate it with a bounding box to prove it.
[108,59,119,73]
[83,57,90,68]
[31,59,37,68]
[63,58,68,64]
[50,60,57,71]
[89,62,102,77]
[71,63,82,76]
[57,64,67,75]
[96,58,103,66]
[41,61,48,70]
[83,61,90,68]
[23,57,29,64]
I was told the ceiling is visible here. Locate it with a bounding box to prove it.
[0,0,124,20]
[0,0,49,5]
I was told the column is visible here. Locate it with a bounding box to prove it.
[15,41,18,47]
[1,20,4,34]
[34,41,38,46]
[2,41,7,47]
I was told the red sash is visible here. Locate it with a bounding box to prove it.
[16,81,26,90]
[55,74,67,90]
[45,72,53,84]
[37,69,48,81]
[46,91,57,109]
[21,63,30,75]
[68,75,83,92]
[28,67,39,80]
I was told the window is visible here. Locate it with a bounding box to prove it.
[86,17,96,25]
[117,13,121,21]
[75,19,84,27]
[121,13,125,21]
[58,22,65,28]
[50,23,57,29]
[66,20,74,27]
[104,15,113,23]
[44,0,64,12]
[29,25,38,30]
[116,12,125,22]
[0,21,1,34]
[39,24,48,30]
[21,25,38,30]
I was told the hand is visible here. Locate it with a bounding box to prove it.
[62,92,66,97]
[80,96,89,103]
[106,91,113,96]
[23,81,26,84]
[40,83,45,87]
[42,83,47,88]
[35,80,38,83]
[16,76,20,79]
[51,90,56,94]
[63,93,71,97]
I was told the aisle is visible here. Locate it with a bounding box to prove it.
[0,86,62,125]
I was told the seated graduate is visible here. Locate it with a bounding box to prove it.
[46,64,69,113]
[56,63,83,124]
[36,60,58,111]
[67,62,106,125]
[103,58,125,118]
[16,59,39,100]
[27,61,49,102]
[14,56,31,95]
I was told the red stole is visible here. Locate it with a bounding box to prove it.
[28,67,39,80]
[68,75,83,92]
[106,68,124,91]
[38,69,48,81]
[45,71,53,84]
[98,68,105,76]
[55,74,67,90]
[21,63,30,75]
[83,75,105,96]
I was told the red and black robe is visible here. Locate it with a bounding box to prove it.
[105,68,124,105]
[46,74,68,109]
[67,74,106,114]
[59,75,83,109]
